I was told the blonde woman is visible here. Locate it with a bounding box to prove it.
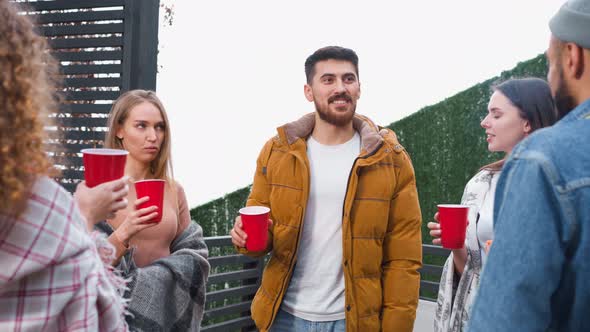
[0,1,128,330]
[97,90,210,331]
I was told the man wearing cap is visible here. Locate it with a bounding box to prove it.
[467,0,590,331]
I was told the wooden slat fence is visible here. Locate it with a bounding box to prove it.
[15,0,160,192]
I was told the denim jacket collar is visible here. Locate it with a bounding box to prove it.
[560,97,590,123]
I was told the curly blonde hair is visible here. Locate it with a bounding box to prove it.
[0,1,59,217]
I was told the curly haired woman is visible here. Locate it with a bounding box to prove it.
[0,1,129,330]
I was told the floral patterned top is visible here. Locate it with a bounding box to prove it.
[433,169,499,332]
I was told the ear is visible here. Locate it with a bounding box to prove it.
[523,120,531,135]
[564,43,585,80]
[116,127,124,140]
[304,84,314,102]
[358,82,361,100]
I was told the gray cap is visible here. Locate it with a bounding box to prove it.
[549,0,590,49]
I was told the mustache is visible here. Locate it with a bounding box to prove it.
[328,93,352,103]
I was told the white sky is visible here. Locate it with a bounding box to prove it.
[156,0,566,208]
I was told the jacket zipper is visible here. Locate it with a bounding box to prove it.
[340,142,384,328]
[341,142,384,218]
[266,150,311,330]
[267,140,385,329]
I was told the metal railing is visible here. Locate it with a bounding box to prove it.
[202,236,449,331]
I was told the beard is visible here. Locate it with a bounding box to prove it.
[314,93,356,127]
[553,67,577,119]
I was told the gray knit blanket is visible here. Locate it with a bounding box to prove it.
[96,221,210,332]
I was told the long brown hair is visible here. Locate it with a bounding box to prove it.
[0,1,60,217]
[105,90,174,182]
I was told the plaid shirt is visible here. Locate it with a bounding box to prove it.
[0,177,128,332]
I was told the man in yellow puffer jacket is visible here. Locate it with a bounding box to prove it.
[231,46,422,332]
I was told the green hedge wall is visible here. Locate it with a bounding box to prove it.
[191,54,548,239]
[388,54,547,241]
[190,186,251,237]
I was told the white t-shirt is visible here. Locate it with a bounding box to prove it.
[281,132,360,321]
[477,171,500,266]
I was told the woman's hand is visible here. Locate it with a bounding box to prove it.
[112,196,159,246]
[427,212,442,245]
[74,177,129,230]
[430,211,468,275]
[428,212,468,248]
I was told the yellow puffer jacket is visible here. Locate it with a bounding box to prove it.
[238,113,422,331]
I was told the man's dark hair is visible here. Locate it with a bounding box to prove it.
[304,46,359,84]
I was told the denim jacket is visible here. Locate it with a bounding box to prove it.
[467,98,590,332]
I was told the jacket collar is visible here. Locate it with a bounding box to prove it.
[561,97,590,122]
[278,112,387,156]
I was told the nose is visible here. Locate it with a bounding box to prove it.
[481,114,491,129]
[146,127,157,142]
[334,78,346,93]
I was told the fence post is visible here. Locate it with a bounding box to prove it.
[123,0,159,92]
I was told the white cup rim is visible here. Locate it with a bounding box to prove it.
[239,206,270,215]
[437,204,469,209]
[81,148,128,156]
[135,179,166,184]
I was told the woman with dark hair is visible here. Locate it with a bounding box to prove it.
[429,78,559,332]
[0,1,129,330]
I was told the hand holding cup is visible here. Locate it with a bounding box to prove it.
[134,179,165,223]
[113,196,159,246]
[427,212,443,246]
[74,176,129,230]
[436,204,469,249]
[231,206,273,251]
[231,216,248,248]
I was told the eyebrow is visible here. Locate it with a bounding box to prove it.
[319,72,357,79]
[133,119,165,125]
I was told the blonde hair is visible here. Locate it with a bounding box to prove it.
[105,90,174,182]
[0,1,60,217]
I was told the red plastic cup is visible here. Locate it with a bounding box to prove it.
[239,206,270,251]
[81,148,128,188]
[135,179,166,223]
[437,204,469,249]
